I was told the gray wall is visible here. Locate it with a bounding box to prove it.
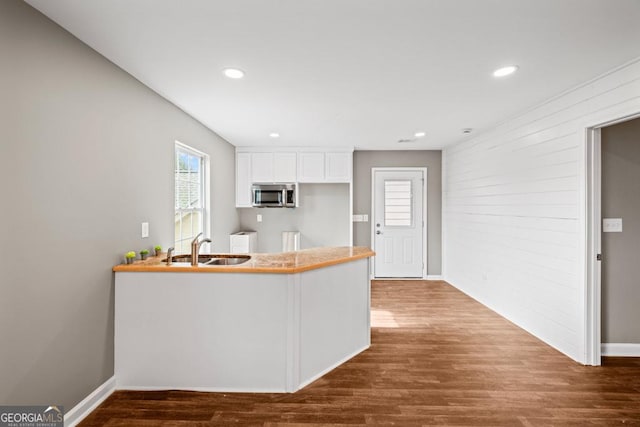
[238,184,350,253]
[601,117,640,344]
[353,151,442,275]
[0,0,238,410]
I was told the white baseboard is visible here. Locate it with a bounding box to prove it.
[65,376,116,427]
[116,385,285,393]
[372,276,444,281]
[118,346,370,394]
[296,345,369,391]
[601,343,640,357]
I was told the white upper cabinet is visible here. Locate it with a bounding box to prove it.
[298,151,352,183]
[236,148,352,207]
[251,153,275,183]
[297,152,325,182]
[251,152,296,183]
[273,152,297,182]
[325,152,352,182]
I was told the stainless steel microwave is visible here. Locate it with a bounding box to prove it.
[252,183,297,208]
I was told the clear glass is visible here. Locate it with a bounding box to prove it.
[174,144,206,253]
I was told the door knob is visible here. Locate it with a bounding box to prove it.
[376,230,382,235]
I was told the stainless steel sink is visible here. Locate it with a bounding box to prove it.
[205,257,250,266]
[163,254,211,264]
[162,254,250,266]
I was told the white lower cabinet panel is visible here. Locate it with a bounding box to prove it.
[299,260,370,387]
[114,259,370,392]
[115,272,288,392]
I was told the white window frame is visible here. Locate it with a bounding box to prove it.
[174,141,210,254]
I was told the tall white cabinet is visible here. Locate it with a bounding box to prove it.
[235,152,252,207]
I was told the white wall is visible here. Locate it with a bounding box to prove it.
[443,58,640,363]
[238,184,350,253]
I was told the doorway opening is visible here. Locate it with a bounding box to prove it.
[585,113,640,365]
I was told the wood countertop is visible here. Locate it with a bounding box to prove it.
[113,246,375,274]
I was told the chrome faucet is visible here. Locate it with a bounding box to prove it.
[166,247,174,266]
[190,232,212,266]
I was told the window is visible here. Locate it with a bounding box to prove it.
[175,142,209,254]
[384,179,412,227]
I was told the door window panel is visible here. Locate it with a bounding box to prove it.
[384,180,412,227]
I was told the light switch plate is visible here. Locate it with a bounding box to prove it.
[362,214,369,222]
[257,214,263,223]
[352,214,363,222]
[603,218,622,233]
[141,222,149,238]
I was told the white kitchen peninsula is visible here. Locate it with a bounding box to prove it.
[113,247,374,392]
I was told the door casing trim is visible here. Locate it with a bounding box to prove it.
[371,167,428,279]
[584,111,640,365]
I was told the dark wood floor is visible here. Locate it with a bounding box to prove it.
[80,280,640,426]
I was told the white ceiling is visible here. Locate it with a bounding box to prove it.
[26,0,640,150]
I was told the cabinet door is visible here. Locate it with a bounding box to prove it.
[325,152,352,182]
[273,152,297,182]
[235,152,252,207]
[297,152,325,182]
[251,152,274,183]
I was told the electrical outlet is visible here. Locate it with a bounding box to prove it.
[257,214,263,223]
[141,222,149,238]
[352,215,363,222]
[362,214,369,222]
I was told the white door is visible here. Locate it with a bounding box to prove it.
[373,169,425,278]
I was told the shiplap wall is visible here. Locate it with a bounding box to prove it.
[443,58,640,363]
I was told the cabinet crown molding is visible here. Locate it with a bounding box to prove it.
[236,146,354,153]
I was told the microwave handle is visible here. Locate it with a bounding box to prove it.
[282,189,287,205]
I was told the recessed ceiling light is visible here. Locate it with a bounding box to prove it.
[414,131,426,138]
[493,65,518,77]
[223,68,245,79]
[269,132,280,138]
